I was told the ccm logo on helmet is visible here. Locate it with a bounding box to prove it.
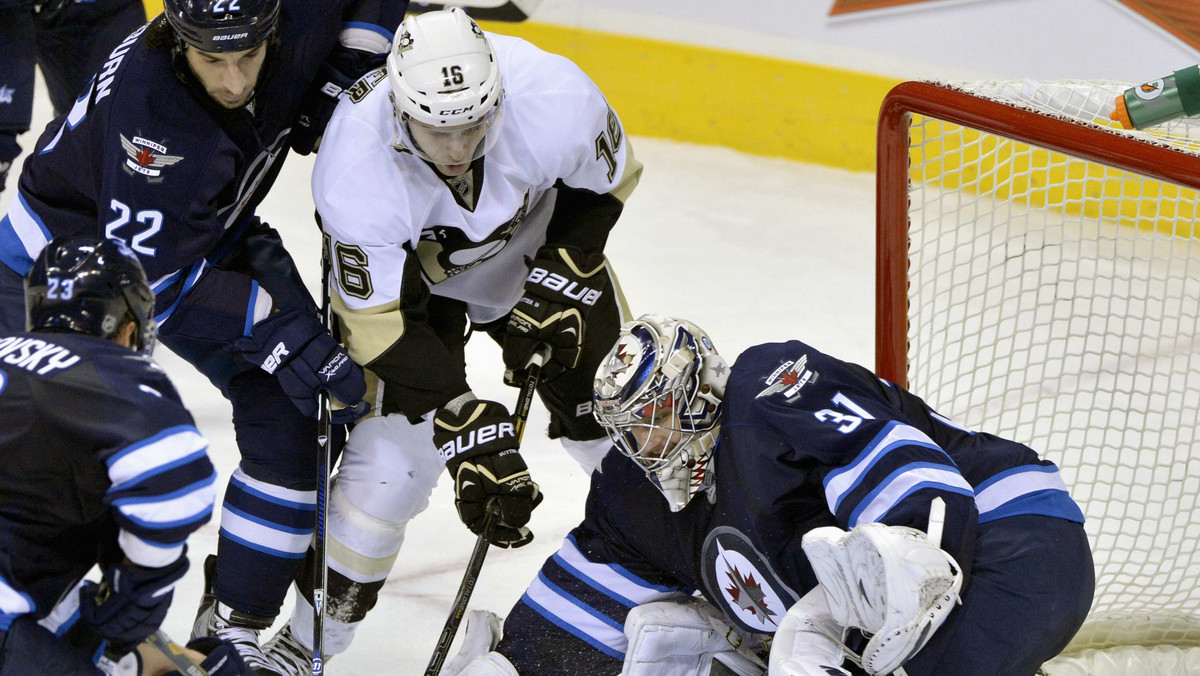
[438,422,516,461]
[527,267,602,305]
[441,106,475,116]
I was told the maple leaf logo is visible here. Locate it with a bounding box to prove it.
[723,564,776,622]
[780,369,801,387]
[135,146,155,166]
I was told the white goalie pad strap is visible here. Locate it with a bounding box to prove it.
[801,523,962,675]
[441,610,505,676]
[623,598,760,676]
[768,587,851,676]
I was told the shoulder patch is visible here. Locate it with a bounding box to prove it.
[756,354,818,401]
[120,134,184,182]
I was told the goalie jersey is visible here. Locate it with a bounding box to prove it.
[495,340,1086,673]
[0,331,214,631]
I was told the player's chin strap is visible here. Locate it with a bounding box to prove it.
[778,498,962,676]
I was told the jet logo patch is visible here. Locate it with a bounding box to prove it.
[120,135,183,182]
[756,354,817,401]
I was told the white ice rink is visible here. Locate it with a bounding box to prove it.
[2,89,878,671]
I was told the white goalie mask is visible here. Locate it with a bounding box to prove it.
[386,8,504,172]
[593,315,729,512]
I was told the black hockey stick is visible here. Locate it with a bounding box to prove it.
[423,345,550,676]
[311,243,334,676]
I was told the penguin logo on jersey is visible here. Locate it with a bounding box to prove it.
[701,527,799,633]
[120,134,184,182]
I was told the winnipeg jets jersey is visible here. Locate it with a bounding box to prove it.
[0,1,403,331]
[0,332,214,630]
[313,33,638,370]
[494,340,1085,673]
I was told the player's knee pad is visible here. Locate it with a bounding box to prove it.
[336,414,442,522]
[623,597,763,676]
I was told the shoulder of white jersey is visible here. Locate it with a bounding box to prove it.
[314,76,427,246]
[488,34,621,186]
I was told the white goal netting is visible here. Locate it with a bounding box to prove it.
[883,79,1200,661]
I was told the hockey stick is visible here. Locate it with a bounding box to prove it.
[311,244,334,676]
[423,345,550,676]
[145,630,208,676]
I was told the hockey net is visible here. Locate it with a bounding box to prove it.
[875,80,1200,670]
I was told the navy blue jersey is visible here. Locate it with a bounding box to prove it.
[0,0,404,330]
[496,340,1085,673]
[0,332,215,631]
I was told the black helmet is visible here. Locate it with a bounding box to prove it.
[163,0,280,53]
[25,237,157,353]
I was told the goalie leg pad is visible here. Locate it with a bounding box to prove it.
[623,597,760,676]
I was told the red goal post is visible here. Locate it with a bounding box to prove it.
[874,79,1200,665]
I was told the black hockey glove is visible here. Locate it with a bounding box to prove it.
[503,247,609,384]
[433,400,544,548]
[78,555,189,657]
[290,45,385,155]
[236,308,369,424]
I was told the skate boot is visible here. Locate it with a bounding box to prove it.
[191,555,275,670]
[258,622,317,676]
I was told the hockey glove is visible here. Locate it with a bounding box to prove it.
[503,247,608,384]
[78,556,190,657]
[236,308,369,424]
[433,400,543,548]
[185,636,256,675]
[290,46,385,155]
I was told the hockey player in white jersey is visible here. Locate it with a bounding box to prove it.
[252,8,643,668]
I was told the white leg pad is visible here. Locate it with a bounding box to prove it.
[329,414,443,583]
[455,652,520,676]
[622,597,761,676]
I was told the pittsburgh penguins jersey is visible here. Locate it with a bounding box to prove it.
[0,332,215,630]
[495,340,1085,673]
[0,0,404,331]
[312,33,641,415]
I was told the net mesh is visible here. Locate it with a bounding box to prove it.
[902,80,1200,653]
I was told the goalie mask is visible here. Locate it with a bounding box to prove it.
[386,8,504,174]
[593,315,729,512]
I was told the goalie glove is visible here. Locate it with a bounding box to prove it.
[801,523,963,676]
[503,247,608,384]
[768,587,851,676]
[433,400,544,548]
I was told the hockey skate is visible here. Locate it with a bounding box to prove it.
[258,622,315,676]
[191,555,275,670]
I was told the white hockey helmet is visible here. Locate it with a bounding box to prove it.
[593,315,729,512]
[386,8,504,168]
